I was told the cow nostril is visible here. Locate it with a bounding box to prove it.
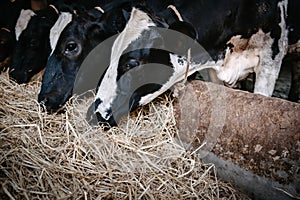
[40,98,48,104]
[38,97,48,111]
[9,69,30,84]
[95,111,117,129]
[38,93,67,113]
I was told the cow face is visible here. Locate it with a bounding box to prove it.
[38,14,87,111]
[38,6,130,112]
[93,8,199,127]
[9,7,58,83]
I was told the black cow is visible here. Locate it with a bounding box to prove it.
[93,0,299,126]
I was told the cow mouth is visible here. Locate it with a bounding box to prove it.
[38,92,72,113]
[39,98,66,114]
[9,71,30,84]
[95,111,117,129]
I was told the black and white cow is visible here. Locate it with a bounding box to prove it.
[8,0,108,84]
[217,0,300,101]
[93,0,299,126]
[37,0,204,113]
[9,5,61,83]
[0,0,30,70]
[37,1,135,111]
[7,0,114,83]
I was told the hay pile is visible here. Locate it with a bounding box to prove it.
[0,71,245,199]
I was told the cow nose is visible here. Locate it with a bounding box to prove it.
[9,69,29,84]
[38,95,50,111]
[95,111,117,129]
[38,95,47,105]
[38,93,62,112]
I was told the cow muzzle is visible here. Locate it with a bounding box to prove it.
[38,91,71,113]
[9,68,30,84]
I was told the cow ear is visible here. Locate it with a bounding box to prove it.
[122,9,131,21]
[87,8,104,20]
[168,21,197,40]
[166,21,198,54]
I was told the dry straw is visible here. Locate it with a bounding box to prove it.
[0,71,245,199]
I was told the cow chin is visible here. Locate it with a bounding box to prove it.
[95,111,117,129]
[9,70,30,84]
[9,65,38,84]
[38,90,72,113]
[10,53,45,83]
[93,100,118,128]
[86,103,117,129]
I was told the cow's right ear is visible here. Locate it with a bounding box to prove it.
[88,8,104,20]
[168,21,198,41]
[96,7,129,36]
[122,9,131,21]
[166,21,198,54]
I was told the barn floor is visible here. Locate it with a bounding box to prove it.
[0,71,249,199]
[1,57,298,199]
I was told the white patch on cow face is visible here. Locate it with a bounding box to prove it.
[94,8,156,120]
[49,12,72,56]
[139,54,221,106]
[15,9,36,41]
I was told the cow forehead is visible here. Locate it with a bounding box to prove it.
[109,8,156,61]
[95,8,156,120]
[15,9,36,41]
[49,12,72,56]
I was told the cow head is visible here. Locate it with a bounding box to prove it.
[38,5,131,112]
[9,6,59,83]
[216,30,272,87]
[92,7,199,127]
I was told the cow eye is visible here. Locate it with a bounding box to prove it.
[125,59,140,70]
[227,42,234,53]
[64,41,79,55]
